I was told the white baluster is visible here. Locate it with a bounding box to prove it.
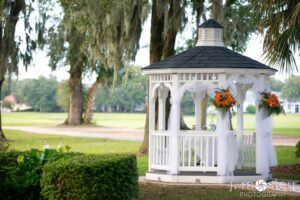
[188,137,191,166]
[206,137,209,167]
[194,137,197,167]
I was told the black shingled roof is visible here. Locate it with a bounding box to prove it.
[199,19,223,29]
[143,46,276,71]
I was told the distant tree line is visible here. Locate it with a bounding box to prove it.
[95,67,147,112]
[2,74,299,115]
[2,76,60,112]
[270,76,300,102]
[1,67,147,113]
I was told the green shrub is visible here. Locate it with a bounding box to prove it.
[41,154,138,200]
[0,150,45,200]
[296,140,300,158]
[0,151,21,200]
[0,147,76,200]
[0,139,9,151]
[246,104,256,114]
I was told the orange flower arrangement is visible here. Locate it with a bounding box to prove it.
[212,89,236,112]
[260,92,284,115]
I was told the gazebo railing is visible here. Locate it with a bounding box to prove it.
[179,131,218,172]
[243,132,256,167]
[151,131,170,170]
[150,130,256,172]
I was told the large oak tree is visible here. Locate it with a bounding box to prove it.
[0,0,46,140]
[48,0,149,125]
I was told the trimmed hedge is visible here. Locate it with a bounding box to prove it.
[41,154,138,200]
[0,151,22,200]
[0,149,81,200]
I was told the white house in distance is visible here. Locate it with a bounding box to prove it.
[277,90,300,114]
[243,91,300,114]
[283,101,300,114]
[142,19,278,184]
[2,95,31,112]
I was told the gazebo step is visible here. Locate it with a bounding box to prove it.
[146,171,270,184]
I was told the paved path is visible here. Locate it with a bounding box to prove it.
[4,126,299,146]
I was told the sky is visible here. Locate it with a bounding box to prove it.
[15,11,299,84]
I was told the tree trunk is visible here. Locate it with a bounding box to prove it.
[83,78,101,124]
[161,0,180,59]
[211,0,223,22]
[65,69,83,125]
[149,1,165,64]
[140,0,165,155]
[64,26,84,126]
[0,1,23,141]
[0,80,6,141]
[140,0,188,154]
[200,94,208,129]
[162,0,189,130]
[139,98,149,154]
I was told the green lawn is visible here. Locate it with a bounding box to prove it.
[2,112,300,136]
[136,184,299,200]
[2,112,146,129]
[4,129,300,198]
[2,112,67,126]
[4,129,299,177]
[4,129,148,176]
[276,146,300,166]
[183,113,300,136]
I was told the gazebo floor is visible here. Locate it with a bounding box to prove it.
[146,169,270,184]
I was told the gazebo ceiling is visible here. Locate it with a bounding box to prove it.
[143,46,276,71]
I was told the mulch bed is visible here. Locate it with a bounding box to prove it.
[271,164,300,174]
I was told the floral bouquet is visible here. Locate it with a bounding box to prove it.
[260,92,284,116]
[212,89,236,113]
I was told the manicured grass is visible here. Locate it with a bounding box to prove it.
[183,113,300,136]
[272,172,300,181]
[93,112,146,129]
[4,129,148,176]
[3,113,299,198]
[5,129,140,154]
[4,129,299,177]
[136,184,299,200]
[4,130,300,198]
[2,112,67,126]
[276,146,299,166]
[2,112,146,129]
[3,112,300,136]
[272,146,300,180]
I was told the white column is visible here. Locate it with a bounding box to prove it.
[236,84,246,169]
[216,73,232,175]
[158,99,165,130]
[158,86,168,131]
[169,74,180,175]
[192,92,203,130]
[148,80,156,172]
[255,75,268,175]
[218,74,227,90]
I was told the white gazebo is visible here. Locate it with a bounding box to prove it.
[142,19,278,183]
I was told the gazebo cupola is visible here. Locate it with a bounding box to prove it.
[142,19,278,184]
[196,19,224,47]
